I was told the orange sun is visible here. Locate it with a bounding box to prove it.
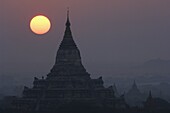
[30,15,51,35]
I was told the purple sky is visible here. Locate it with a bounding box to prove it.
[0,0,170,77]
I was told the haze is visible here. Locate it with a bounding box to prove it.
[0,0,170,83]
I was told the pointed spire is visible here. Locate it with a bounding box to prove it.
[146,90,153,103]
[59,8,77,49]
[132,80,137,89]
[148,90,153,99]
[127,80,141,95]
[66,7,71,27]
[47,10,90,78]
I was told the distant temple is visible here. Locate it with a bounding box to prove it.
[12,12,126,112]
[125,81,145,107]
[144,91,170,111]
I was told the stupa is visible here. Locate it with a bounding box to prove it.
[13,11,116,112]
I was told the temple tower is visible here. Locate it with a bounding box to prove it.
[13,11,116,112]
[47,11,90,79]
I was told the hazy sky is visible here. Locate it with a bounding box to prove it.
[0,0,170,78]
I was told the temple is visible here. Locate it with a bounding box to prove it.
[125,81,145,107]
[13,12,121,112]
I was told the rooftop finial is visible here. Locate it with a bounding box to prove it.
[66,7,71,27]
[67,7,69,18]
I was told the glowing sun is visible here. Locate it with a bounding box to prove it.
[30,15,51,35]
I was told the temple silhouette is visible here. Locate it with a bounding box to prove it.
[12,11,127,112]
[0,11,170,113]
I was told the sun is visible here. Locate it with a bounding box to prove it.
[30,15,51,35]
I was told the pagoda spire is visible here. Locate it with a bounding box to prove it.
[66,7,71,27]
[132,80,138,89]
[47,10,90,78]
[58,9,77,49]
[145,90,153,106]
[148,90,153,100]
